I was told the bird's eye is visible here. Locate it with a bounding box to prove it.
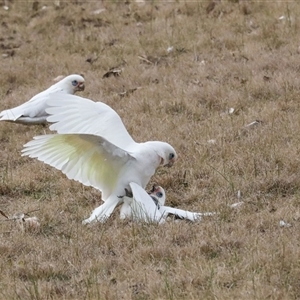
[72,80,78,86]
[169,153,175,160]
[156,192,163,198]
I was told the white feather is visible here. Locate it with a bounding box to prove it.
[46,94,135,150]
[22,134,133,199]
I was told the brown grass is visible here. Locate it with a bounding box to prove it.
[1,0,300,299]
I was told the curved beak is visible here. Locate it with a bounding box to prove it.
[76,82,85,92]
[160,156,177,168]
[148,183,159,194]
[164,158,176,168]
[164,161,173,168]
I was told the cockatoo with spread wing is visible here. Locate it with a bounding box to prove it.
[0,74,85,125]
[120,183,215,223]
[21,94,177,223]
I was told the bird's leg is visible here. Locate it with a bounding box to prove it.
[117,188,133,199]
[82,196,121,224]
[124,188,133,198]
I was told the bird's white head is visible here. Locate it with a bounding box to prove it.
[149,184,166,206]
[58,74,85,94]
[154,142,177,168]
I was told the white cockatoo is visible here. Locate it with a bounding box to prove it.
[120,183,215,223]
[21,94,177,223]
[0,74,85,125]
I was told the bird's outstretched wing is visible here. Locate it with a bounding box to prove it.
[159,206,202,222]
[22,133,135,199]
[0,89,52,122]
[129,183,216,223]
[129,182,164,223]
[46,94,136,150]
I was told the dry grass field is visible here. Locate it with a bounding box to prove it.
[1,0,300,299]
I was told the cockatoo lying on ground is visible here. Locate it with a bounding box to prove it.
[0,74,85,125]
[120,183,215,223]
[22,94,177,223]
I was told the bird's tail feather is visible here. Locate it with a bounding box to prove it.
[0,108,22,121]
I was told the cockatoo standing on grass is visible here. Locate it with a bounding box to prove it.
[21,94,177,223]
[120,183,215,223]
[0,74,85,125]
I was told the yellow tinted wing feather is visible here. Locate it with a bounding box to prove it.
[22,134,133,199]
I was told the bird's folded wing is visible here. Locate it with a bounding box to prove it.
[129,182,164,223]
[46,94,135,150]
[0,108,23,121]
[0,91,47,121]
[159,206,202,222]
[22,134,134,198]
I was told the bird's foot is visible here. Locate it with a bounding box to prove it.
[82,218,92,225]
[82,214,110,224]
[118,188,133,199]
